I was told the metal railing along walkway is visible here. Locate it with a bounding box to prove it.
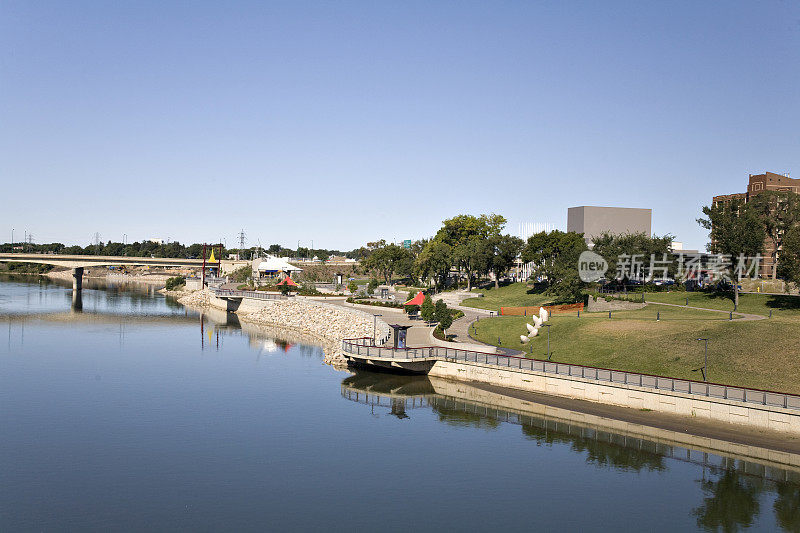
[341,337,800,411]
[210,288,286,301]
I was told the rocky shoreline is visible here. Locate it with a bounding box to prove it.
[177,289,382,366]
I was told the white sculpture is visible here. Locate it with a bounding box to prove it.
[531,315,543,328]
[528,327,539,337]
[526,323,537,335]
[520,335,529,344]
[539,307,549,323]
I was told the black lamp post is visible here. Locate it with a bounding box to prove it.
[697,338,709,381]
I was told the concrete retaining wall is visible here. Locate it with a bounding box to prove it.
[428,360,800,435]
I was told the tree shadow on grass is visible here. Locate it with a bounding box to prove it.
[764,295,800,310]
[700,289,735,305]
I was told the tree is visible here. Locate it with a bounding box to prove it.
[347,280,358,294]
[361,242,413,285]
[591,232,675,284]
[420,295,435,322]
[451,236,492,291]
[749,191,800,279]
[415,240,452,292]
[490,234,525,288]
[778,226,800,290]
[435,300,453,336]
[434,213,506,291]
[521,230,588,302]
[698,199,765,309]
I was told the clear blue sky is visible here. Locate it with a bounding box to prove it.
[2,1,798,251]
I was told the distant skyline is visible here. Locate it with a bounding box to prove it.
[2,1,799,251]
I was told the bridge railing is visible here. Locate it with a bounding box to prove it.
[340,338,800,411]
[210,288,286,301]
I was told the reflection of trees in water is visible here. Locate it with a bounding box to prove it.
[774,482,800,532]
[342,372,800,531]
[519,424,665,473]
[693,469,762,532]
[430,404,501,430]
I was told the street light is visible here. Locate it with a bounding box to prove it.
[697,338,709,381]
[373,314,383,345]
[545,324,552,360]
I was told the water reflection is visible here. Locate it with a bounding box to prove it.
[342,370,800,531]
[71,290,82,312]
[0,274,186,317]
[693,469,762,532]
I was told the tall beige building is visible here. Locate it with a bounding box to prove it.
[567,206,652,244]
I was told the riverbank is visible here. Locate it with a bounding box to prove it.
[177,289,384,367]
[429,377,800,466]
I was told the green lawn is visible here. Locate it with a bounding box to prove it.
[461,283,553,311]
[470,306,800,394]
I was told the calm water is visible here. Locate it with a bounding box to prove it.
[1,276,799,532]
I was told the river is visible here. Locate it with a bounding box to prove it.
[1,275,799,531]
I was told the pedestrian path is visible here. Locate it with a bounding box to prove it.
[644,301,765,321]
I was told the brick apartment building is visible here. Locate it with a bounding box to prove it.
[713,171,800,277]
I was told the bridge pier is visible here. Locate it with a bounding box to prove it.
[72,267,84,291]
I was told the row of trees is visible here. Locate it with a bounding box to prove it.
[360,214,526,291]
[0,240,223,259]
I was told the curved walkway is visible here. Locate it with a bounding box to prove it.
[644,301,766,321]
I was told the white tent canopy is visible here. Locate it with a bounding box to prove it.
[254,256,303,273]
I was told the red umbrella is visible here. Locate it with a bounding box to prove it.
[404,292,425,306]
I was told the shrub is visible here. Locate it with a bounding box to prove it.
[298,282,321,296]
[231,265,251,283]
[345,297,403,309]
[433,325,454,342]
[165,276,185,291]
[406,304,420,316]
[347,280,358,294]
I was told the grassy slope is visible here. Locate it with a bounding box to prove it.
[461,283,553,311]
[471,299,800,394]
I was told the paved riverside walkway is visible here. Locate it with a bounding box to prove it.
[328,296,501,350]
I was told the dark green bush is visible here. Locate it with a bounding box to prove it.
[165,276,185,291]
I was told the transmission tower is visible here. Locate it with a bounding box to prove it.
[238,229,246,250]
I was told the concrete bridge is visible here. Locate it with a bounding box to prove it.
[0,253,208,291]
